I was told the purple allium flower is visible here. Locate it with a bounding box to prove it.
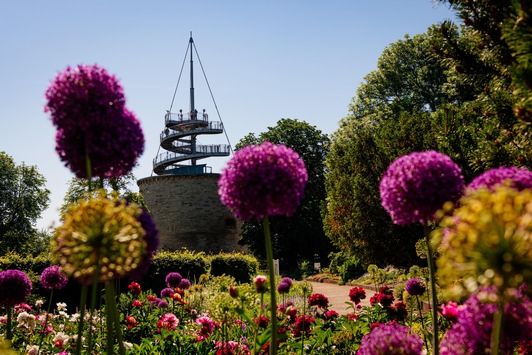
[405,278,426,296]
[0,270,32,307]
[178,278,191,290]
[218,141,308,221]
[157,300,169,309]
[467,166,532,192]
[280,277,293,287]
[129,209,160,281]
[160,287,174,298]
[40,266,68,291]
[440,287,532,354]
[357,322,423,355]
[165,272,183,288]
[277,280,291,294]
[54,108,144,179]
[45,64,145,179]
[380,150,465,225]
[44,64,126,128]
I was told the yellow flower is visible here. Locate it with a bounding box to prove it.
[435,186,532,299]
[51,191,146,284]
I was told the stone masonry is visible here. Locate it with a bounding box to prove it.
[137,174,245,253]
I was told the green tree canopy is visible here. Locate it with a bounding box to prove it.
[60,173,146,218]
[0,151,50,254]
[324,2,532,267]
[235,118,334,274]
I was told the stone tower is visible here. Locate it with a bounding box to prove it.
[137,34,244,253]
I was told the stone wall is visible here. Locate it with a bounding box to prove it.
[137,174,245,253]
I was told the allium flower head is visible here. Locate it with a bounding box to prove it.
[440,287,532,354]
[178,278,191,290]
[45,64,144,179]
[380,150,464,225]
[0,270,32,307]
[218,141,308,221]
[44,64,126,127]
[357,322,423,355]
[165,272,183,288]
[277,277,293,294]
[54,108,144,179]
[467,166,532,192]
[129,209,159,281]
[50,192,147,285]
[435,185,532,299]
[40,266,68,291]
[405,278,426,296]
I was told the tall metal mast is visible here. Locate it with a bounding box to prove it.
[189,34,195,114]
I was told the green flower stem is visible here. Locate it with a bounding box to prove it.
[416,295,429,352]
[424,223,439,355]
[6,306,12,340]
[37,289,54,355]
[87,267,100,354]
[106,281,126,355]
[263,216,277,355]
[491,299,504,355]
[75,285,88,355]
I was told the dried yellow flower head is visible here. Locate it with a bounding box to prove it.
[51,191,146,284]
[435,186,532,299]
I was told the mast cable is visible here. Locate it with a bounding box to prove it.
[192,42,234,155]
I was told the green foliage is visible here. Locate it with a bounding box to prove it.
[339,257,365,283]
[140,249,209,292]
[328,251,348,276]
[60,173,147,218]
[236,118,336,273]
[0,151,50,254]
[209,253,259,284]
[0,252,49,281]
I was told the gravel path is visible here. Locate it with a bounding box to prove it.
[307,281,376,315]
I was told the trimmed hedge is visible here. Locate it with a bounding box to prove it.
[209,253,259,284]
[140,249,209,292]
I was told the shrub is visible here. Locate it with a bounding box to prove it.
[339,257,365,283]
[328,251,348,276]
[140,249,209,292]
[209,253,259,284]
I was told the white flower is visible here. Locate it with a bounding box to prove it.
[69,313,80,322]
[35,300,44,308]
[17,312,36,330]
[56,302,67,311]
[53,332,70,343]
[26,345,39,355]
[58,311,69,319]
[123,342,134,350]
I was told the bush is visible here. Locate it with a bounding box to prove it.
[209,253,259,284]
[328,251,348,276]
[140,249,209,292]
[339,257,365,283]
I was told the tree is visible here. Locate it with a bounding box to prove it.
[349,26,457,124]
[0,151,50,254]
[235,118,334,274]
[325,2,532,267]
[60,173,146,218]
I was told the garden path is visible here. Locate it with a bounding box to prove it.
[307,281,376,316]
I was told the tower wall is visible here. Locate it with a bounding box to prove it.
[137,174,244,253]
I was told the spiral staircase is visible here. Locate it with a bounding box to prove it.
[153,35,231,176]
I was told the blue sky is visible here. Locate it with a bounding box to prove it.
[0,1,456,230]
